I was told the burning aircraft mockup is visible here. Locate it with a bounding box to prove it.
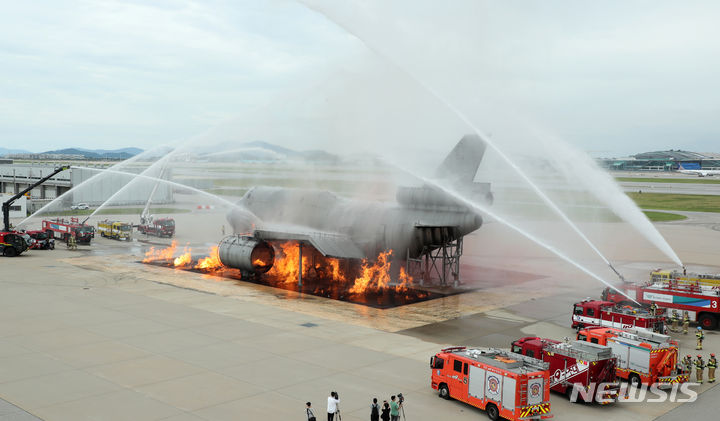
[223,135,492,281]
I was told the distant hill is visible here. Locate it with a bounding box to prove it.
[0,147,31,155]
[201,141,338,163]
[41,147,143,160]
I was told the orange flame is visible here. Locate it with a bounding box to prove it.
[266,242,313,283]
[143,240,178,263]
[349,250,393,294]
[195,246,223,270]
[396,266,412,292]
[173,245,192,267]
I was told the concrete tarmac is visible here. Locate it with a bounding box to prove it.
[2,207,719,420]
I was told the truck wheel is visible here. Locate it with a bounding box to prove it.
[698,314,718,330]
[3,247,17,257]
[439,384,450,400]
[629,373,641,388]
[485,403,499,421]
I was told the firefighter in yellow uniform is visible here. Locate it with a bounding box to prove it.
[696,327,705,350]
[67,233,77,250]
[682,312,690,334]
[650,302,658,316]
[708,354,717,383]
[671,311,680,332]
[682,354,694,376]
[696,355,705,384]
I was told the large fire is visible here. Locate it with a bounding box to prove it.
[195,246,222,270]
[142,240,178,263]
[143,242,221,271]
[265,243,412,294]
[173,245,192,267]
[143,240,415,295]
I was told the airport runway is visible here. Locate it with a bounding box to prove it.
[2,209,719,420]
[614,171,720,195]
[621,182,720,196]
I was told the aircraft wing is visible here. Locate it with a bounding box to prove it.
[253,228,366,260]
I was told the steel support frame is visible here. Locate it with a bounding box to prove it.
[407,236,464,287]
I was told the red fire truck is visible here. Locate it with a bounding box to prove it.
[26,230,54,250]
[137,217,175,238]
[511,337,619,403]
[572,299,666,333]
[603,283,720,329]
[430,347,552,420]
[42,218,94,244]
[576,327,688,387]
[0,231,30,257]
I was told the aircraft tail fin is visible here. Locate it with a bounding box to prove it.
[436,134,487,184]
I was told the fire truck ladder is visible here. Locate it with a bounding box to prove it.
[2,165,69,232]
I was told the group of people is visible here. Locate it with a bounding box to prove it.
[666,308,692,335]
[371,395,403,421]
[682,353,717,384]
[305,392,403,421]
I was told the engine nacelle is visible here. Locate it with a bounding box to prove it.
[218,235,274,274]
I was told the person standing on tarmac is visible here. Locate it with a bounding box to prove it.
[697,327,705,350]
[380,401,390,421]
[683,354,694,376]
[683,312,690,334]
[708,354,717,383]
[696,355,705,384]
[389,396,400,421]
[327,392,340,421]
[306,402,316,421]
[671,311,680,332]
[370,398,380,421]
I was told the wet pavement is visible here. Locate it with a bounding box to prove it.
[3,207,720,420]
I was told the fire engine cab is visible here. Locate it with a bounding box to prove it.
[430,347,551,421]
[576,327,688,387]
[572,299,665,333]
[511,337,619,403]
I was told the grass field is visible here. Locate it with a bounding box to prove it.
[627,192,720,213]
[616,177,720,184]
[642,211,687,222]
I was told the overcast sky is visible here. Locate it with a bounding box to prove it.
[2,0,719,156]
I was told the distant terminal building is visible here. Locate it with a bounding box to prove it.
[0,194,26,218]
[0,163,173,214]
[598,150,720,172]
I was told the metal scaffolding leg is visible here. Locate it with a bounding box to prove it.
[412,237,464,287]
[298,242,303,288]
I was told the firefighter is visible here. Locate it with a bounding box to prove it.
[697,326,705,350]
[683,311,690,334]
[650,302,658,316]
[696,355,705,384]
[67,232,77,250]
[709,353,717,383]
[671,310,680,332]
[683,354,694,375]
